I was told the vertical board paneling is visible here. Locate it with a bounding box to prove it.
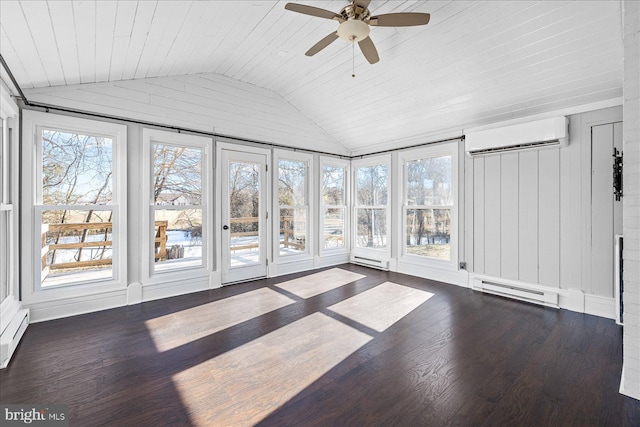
[500,153,519,280]
[591,124,614,297]
[473,157,485,274]
[538,149,560,288]
[484,155,501,277]
[560,118,583,290]
[518,150,539,284]
[464,154,474,272]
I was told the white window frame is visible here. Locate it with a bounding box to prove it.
[0,88,19,316]
[351,154,392,260]
[319,156,350,256]
[141,128,212,285]
[22,111,127,302]
[397,142,458,270]
[273,149,314,263]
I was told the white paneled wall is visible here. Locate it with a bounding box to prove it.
[621,0,640,402]
[469,107,623,306]
[23,73,348,156]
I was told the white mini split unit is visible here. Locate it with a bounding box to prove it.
[465,116,569,157]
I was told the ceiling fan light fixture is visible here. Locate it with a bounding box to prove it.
[337,19,370,42]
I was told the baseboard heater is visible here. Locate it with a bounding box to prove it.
[350,255,389,271]
[473,279,558,308]
[0,308,30,369]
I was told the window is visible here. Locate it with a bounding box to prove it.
[320,158,349,252]
[278,156,310,256]
[353,157,390,251]
[400,143,457,265]
[144,129,210,276]
[0,114,14,302]
[37,126,122,287]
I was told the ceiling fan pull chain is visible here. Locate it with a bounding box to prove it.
[352,40,356,78]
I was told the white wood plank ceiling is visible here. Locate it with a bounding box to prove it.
[0,0,624,153]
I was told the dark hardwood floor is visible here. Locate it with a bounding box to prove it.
[1,264,639,426]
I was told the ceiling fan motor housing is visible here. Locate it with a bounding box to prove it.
[337,19,370,42]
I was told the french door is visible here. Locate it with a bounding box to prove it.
[220,149,268,283]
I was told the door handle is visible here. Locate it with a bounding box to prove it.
[223,225,229,230]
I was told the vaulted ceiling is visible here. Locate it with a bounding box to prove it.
[0,1,624,154]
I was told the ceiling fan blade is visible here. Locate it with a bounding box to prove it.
[354,0,372,9]
[369,13,431,27]
[285,3,342,21]
[358,36,379,64]
[305,32,339,56]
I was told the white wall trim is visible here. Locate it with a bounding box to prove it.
[141,276,210,303]
[314,253,351,269]
[398,261,469,288]
[127,282,143,305]
[25,289,128,323]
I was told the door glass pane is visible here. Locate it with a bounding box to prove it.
[41,209,113,287]
[229,161,260,267]
[279,207,307,254]
[406,156,452,206]
[356,165,388,206]
[324,207,344,249]
[356,208,387,248]
[405,208,451,259]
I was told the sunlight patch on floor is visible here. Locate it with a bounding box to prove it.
[275,268,366,298]
[172,312,372,426]
[145,288,295,351]
[328,282,434,332]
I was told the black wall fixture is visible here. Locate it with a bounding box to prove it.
[613,147,623,201]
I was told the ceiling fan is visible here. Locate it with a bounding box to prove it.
[284,0,430,65]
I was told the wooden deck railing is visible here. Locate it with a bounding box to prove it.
[42,221,169,270]
[228,216,306,251]
[228,216,343,252]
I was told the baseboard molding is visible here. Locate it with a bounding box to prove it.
[273,259,315,277]
[314,253,350,269]
[584,294,616,319]
[142,276,210,303]
[398,261,469,288]
[25,289,128,323]
[620,367,640,401]
[127,282,143,305]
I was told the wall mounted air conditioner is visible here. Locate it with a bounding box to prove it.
[465,116,568,157]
